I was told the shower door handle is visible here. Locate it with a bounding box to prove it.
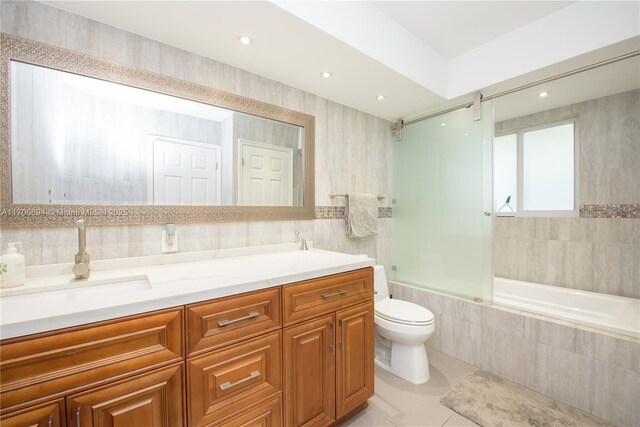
[483,211,492,216]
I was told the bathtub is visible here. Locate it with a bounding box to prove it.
[493,277,640,338]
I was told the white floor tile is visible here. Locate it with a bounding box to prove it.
[342,406,396,427]
[357,349,477,427]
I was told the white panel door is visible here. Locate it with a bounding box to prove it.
[152,137,220,205]
[239,140,293,206]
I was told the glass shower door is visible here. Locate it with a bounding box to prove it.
[391,104,493,302]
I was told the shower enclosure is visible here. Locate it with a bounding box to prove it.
[391,103,494,302]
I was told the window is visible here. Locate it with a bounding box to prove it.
[494,121,576,216]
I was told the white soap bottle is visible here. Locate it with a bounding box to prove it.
[1,242,26,288]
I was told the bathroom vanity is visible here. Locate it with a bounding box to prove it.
[0,247,375,427]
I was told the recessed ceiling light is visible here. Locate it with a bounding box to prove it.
[464,132,469,136]
[539,91,548,98]
[441,123,446,127]
[239,36,252,45]
[321,71,332,78]
[376,95,385,101]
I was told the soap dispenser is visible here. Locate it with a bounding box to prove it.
[1,242,26,288]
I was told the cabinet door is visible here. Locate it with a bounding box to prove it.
[335,302,374,419]
[283,315,335,427]
[67,363,184,427]
[0,399,65,427]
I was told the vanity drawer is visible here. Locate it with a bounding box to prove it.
[0,398,65,427]
[0,307,183,413]
[283,268,373,326]
[187,331,281,427]
[214,395,282,427]
[186,288,281,357]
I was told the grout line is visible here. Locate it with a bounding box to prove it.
[441,413,455,426]
[365,402,400,426]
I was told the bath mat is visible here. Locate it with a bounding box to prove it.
[441,370,614,427]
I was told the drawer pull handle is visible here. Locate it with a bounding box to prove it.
[48,416,53,427]
[218,311,260,327]
[76,408,81,427]
[219,370,261,390]
[322,290,348,299]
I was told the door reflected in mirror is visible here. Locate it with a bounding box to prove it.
[10,61,304,207]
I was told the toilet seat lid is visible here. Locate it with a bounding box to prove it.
[375,299,434,326]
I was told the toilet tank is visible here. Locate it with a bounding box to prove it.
[373,265,390,302]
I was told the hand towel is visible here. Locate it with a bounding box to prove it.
[346,192,379,238]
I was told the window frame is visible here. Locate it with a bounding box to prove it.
[495,118,579,218]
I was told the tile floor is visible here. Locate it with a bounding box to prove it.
[344,348,480,427]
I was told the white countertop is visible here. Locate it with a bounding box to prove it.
[0,244,374,340]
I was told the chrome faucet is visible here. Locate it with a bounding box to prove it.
[72,219,90,279]
[296,231,308,251]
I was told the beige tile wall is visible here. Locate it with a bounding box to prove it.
[0,1,393,270]
[389,282,640,427]
[495,90,640,299]
[495,217,640,298]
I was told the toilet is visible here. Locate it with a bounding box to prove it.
[373,265,435,384]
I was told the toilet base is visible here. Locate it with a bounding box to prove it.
[374,334,430,385]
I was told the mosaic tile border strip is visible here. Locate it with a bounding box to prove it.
[580,204,639,218]
[379,207,393,219]
[315,206,392,220]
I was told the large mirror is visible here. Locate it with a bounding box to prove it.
[0,34,315,226]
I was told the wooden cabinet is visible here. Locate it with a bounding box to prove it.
[283,315,335,427]
[67,363,184,427]
[186,288,281,357]
[283,268,374,427]
[335,302,374,419]
[283,268,373,326]
[0,307,183,413]
[188,331,282,426]
[215,395,282,427]
[0,399,65,427]
[0,266,374,427]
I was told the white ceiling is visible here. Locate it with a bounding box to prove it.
[41,1,640,122]
[494,55,640,122]
[373,1,573,58]
[41,1,447,121]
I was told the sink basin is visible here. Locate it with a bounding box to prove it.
[0,276,152,304]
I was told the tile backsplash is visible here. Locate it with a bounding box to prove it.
[0,1,392,270]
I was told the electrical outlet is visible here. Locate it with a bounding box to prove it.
[161,230,178,253]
